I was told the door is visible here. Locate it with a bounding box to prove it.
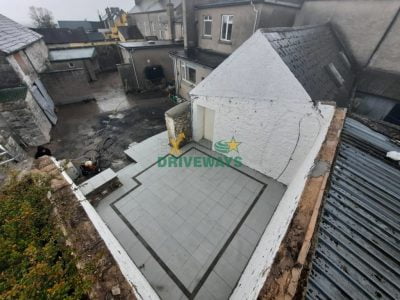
[31,79,57,125]
[203,108,215,142]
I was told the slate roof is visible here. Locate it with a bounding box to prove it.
[357,69,400,102]
[118,25,144,40]
[129,0,182,14]
[170,48,228,69]
[58,20,104,31]
[32,28,88,44]
[305,118,400,299]
[49,48,96,62]
[263,24,355,107]
[0,14,42,55]
[87,32,105,42]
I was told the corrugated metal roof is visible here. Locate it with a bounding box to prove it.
[49,48,96,62]
[305,118,400,300]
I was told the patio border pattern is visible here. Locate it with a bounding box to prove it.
[110,146,268,299]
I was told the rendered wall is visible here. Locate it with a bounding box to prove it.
[295,0,400,70]
[174,57,212,100]
[192,96,333,185]
[41,69,94,105]
[130,46,183,89]
[196,3,297,55]
[190,30,333,185]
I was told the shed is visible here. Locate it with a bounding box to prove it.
[48,48,100,81]
[118,40,183,91]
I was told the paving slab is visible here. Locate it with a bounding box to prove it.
[95,141,287,299]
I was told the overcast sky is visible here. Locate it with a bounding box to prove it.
[0,0,135,26]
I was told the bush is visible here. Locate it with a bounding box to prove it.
[0,173,89,299]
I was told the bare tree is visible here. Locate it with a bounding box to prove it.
[29,6,56,28]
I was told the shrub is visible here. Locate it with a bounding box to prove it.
[0,172,89,299]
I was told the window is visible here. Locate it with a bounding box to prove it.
[220,15,233,41]
[181,62,196,84]
[203,16,212,37]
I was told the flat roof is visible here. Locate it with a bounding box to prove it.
[49,47,96,62]
[119,40,182,50]
[170,48,228,69]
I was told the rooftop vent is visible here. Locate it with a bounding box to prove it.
[326,63,345,87]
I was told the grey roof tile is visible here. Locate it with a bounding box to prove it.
[263,24,355,107]
[0,14,42,54]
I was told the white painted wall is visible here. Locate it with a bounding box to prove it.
[191,30,333,185]
[231,105,335,300]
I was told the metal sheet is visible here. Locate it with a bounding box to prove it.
[305,118,400,300]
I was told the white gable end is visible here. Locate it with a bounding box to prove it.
[190,30,311,103]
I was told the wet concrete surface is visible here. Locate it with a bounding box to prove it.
[46,72,174,173]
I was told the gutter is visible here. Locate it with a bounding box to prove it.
[195,0,301,10]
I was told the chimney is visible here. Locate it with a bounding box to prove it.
[166,1,175,41]
[182,0,196,51]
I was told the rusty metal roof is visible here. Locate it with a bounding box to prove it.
[305,118,400,299]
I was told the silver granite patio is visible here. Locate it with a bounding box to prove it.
[95,132,286,300]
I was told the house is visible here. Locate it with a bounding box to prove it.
[189,23,353,184]
[170,0,305,99]
[127,0,184,41]
[0,14,56,148]
[48,47,100,81]
[295,0,400,126]
[117,25,144,42]
[118,40,183,92]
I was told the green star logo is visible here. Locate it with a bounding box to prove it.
[214,137,241,154]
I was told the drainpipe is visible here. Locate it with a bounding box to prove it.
[250,0,259,33]
[182,0,197,52]
[130,50,141,89]
[166,0,175,41]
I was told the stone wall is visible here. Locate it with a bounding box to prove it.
[34,157,136,300]
[0,88,51,146]
[41,69,94,105]
[0,54,21,89]
[165,101,191,142]
[0,129,27,162]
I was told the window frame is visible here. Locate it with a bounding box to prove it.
[181,61,197,85]
[203,15,212,37]
[220,15,233,42]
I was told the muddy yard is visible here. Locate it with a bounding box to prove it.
[45,72,174,172]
